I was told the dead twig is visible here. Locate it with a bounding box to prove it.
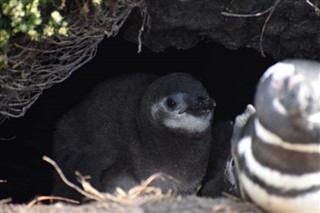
[42,156,103,201]
[221,1,279,17]
[0,198,12,204]
[27,196,79,208]
[127,172,175,198]
[0,136,16,141]
[137,2,151,53]
[44,155,175,206]
[75,171,106,200]
[306,0,320,15]
[221,192,241,201]
[212,204,233,213]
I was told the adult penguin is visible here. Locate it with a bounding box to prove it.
[231,59,320,212]
[52,72,215,199]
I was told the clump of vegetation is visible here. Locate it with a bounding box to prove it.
[0,0,69,50]
[0,0,110,67]
[0,0,147,120]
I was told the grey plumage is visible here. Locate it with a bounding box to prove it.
[52,72,215,199]
[198,120,235,197]
[231,59,320,212]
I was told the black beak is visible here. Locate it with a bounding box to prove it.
[199,97,216,111]
[179,97,216,114]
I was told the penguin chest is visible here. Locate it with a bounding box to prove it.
[239,171,320,213]
[236,136,320,213]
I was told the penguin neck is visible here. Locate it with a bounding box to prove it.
[131,108,211,185]
[136,110,211,157]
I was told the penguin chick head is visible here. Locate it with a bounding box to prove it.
[254,59,320,141]
[144,73,215,135]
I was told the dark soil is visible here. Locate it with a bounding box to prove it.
[123,0,320,61]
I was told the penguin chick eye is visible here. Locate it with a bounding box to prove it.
[166,98,176,109]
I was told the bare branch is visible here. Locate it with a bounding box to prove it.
[137,2,151,53]
[221,0,279,17]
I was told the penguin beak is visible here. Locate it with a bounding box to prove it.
[179,97,216,114]
[199,97,216,111]
[179,108,188,114]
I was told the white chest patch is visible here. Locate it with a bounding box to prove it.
[163,112,212,133]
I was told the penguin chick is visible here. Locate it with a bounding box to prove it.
[232,59,320,213]
[52,72,215,199]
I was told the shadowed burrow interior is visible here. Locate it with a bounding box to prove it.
[0,35,275,203]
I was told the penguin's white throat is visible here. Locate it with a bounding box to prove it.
[163,112,212,133]
[151,104,212,134]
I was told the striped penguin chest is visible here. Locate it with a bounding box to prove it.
[236,118,320,213]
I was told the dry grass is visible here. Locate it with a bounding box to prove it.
[42,156,175,203]
[0,156,263,213]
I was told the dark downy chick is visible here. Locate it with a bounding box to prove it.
[52,72,215,199]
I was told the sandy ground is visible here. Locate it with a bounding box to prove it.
[1,157,264,213]
[1,195,263,213]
